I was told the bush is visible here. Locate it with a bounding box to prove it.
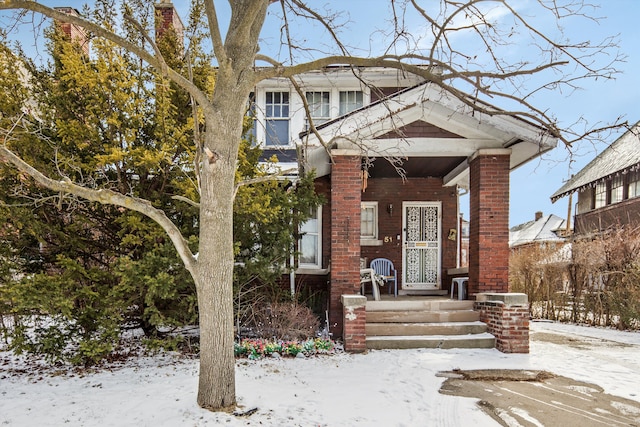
[510,224,640,329]
[248,301,320,340]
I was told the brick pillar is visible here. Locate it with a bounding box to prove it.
[474,293,530,353]
[341,295,367,352]
[469,149,511,296]
[329,151,362,337]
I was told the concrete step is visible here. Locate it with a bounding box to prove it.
[366,300,474,312]
[366,321,487,336]
[366,333,496,350]
[367,309,480,323]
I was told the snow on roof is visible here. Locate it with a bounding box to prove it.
[509,213,567,247]
[551,121,640,202]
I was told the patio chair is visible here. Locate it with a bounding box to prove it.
[370,258,398,297]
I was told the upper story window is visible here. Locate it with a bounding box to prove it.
[306,91,330,126]
[339,90,363,115]
[361,202,378,240]
[611,175,624,204]
[629,171,640,199]
[265,91,289,146]
[594,181,607,209]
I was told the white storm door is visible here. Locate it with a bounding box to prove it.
[402,202,441,289]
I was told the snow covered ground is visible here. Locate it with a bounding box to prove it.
[1,321,639,426]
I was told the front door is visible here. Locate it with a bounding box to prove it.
[402,202,441,289]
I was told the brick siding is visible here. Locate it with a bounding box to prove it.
[341,295,367,352]
[474,294,530,353]
[329,154,362,337]
[469,151,511,295]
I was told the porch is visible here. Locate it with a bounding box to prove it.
[341,293,530,353]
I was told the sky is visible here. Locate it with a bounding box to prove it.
[3,0,639,227]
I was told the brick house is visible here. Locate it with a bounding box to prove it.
[250,67,557,336]
[551,121,640,235]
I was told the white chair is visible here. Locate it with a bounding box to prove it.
[370,258,398,297]
[451,277,468,300]
[360,268,381,301]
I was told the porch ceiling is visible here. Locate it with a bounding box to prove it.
[366,156,465,179]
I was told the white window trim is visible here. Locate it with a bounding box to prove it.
[254,84,370,149]
[360,201,382,246]
[594,181,607,209]
[611,175,624,204]
[628,171,640,199]
[298,205,322,270]
[255,89,293,148]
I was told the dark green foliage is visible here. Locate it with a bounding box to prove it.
[233,139,324,332]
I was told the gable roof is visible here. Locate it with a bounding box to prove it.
[509,213,567,248]
[551,121,640,202]
[301,81,557,185]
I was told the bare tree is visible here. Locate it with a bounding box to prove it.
[0,0,626,411]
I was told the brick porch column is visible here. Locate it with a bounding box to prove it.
[469,149,511,296]
[329,150,362,338]
[341,295,367,352]
[474,293,530,353]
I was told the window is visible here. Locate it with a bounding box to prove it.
[246,92,257,145]
[305,91,330,128]
[265,91,289,146]
[360,202,378,240]
[611,175,624,204]
[299,206,321,268]
[339,90,363,115]
[629,171,640,199]
[594,181,607,208]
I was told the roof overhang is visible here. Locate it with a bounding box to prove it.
[300,82,557,187]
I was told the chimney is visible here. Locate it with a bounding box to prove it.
[535,211,543,221]
[155,1,184,48]
[54,7,89,55]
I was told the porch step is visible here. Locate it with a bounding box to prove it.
[368,310,479,323]
[399,289,449,296]
[366,321,487,336]
[367,333,496,350]
[367,300,474,312]
[364,298,495,350]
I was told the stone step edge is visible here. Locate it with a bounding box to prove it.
[366,309,479,316]
[366,302,475,312]
[366,321,486,327]
[366,332,495,341]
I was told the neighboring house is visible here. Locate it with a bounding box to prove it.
[551,122,640,235]
[459,215,469,269]
[509,211,567,249]
[509,211,571,269]
[249,67,557,334]
[53,7,90,55]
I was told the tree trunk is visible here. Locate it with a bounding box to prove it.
[194,59,256,408]
[194,124,239,409]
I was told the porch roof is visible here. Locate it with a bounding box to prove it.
[300,82,557,188]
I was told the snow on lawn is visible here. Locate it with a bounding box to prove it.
[1,321,639,426]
